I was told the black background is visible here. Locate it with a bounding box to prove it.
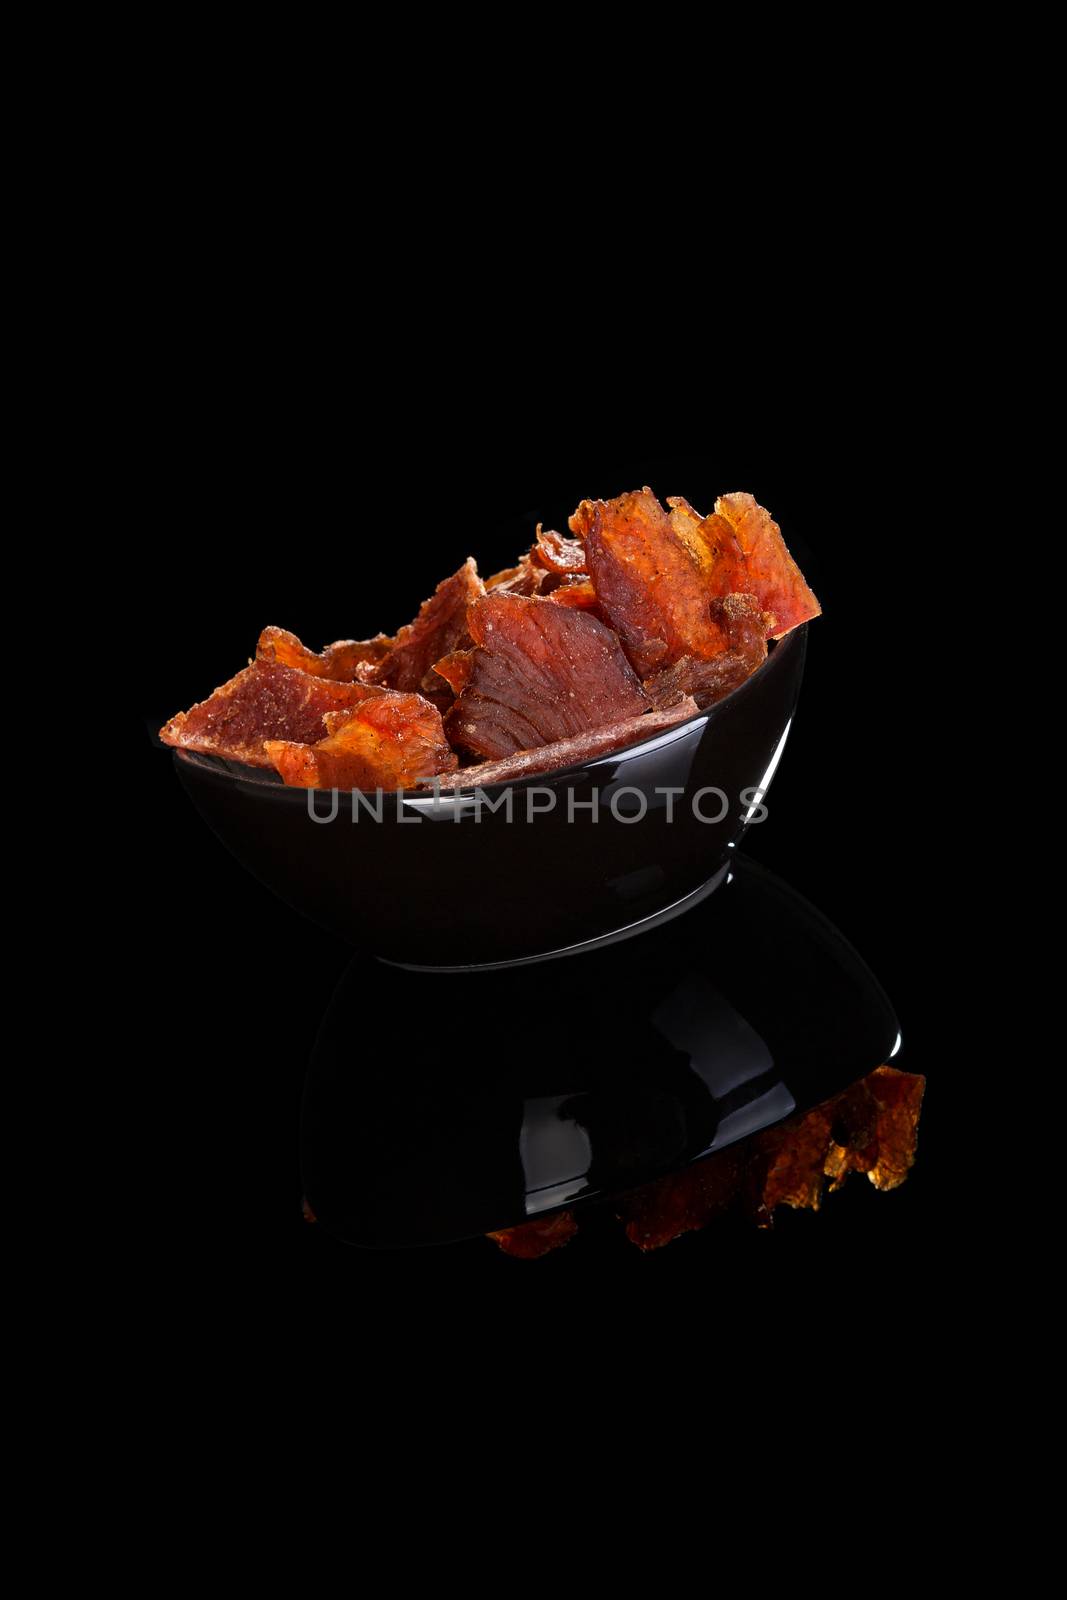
[128,341,946,1338]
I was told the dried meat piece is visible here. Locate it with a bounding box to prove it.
[427,699,699,788]
[666,496,747,594]
[444,592,651,761]
[265,691,457,790]
[485,553,547,596]
[487,1210,577,1259]
[429,649,475,697]
[644,594,770,710]
[370,559,484,693]
[570,487,731,675]
[545,578,601,613]
[715,492,821,638]
[159,661,381,768]
[256,626,393,681]
[532,525,587,575]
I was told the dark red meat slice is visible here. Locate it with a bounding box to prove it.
[429,699,698,787]
[444,592,651,761]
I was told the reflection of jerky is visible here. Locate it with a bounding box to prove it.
[487,1210,577,1259]
[644,595,770,710]
[619,1146,745,1252]
[371,559,484,693]
[430,701,698,789]
[445,592,651,761]
[256,626,392,681]
[823,1066,926,1191]
[160,661,381,768]
[266,691,457,790]
[715,492,821,639]
[571,487,732,675]
[487,1068,925,1259]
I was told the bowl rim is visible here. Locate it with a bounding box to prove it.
[172,623,807,802]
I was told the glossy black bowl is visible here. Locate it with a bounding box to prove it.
[173,625,807,967]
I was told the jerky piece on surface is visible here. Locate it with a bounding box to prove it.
[569,487,731,675]
[487,1210,578,1259]
[715,492,821,638]
[159,661,381,768]
[643,594,770,710]
[256,627,393,681]
[370,558,484,693]
[444,592,651,761]
[265,692,457,790]
[428,700,698,788]
[532,525,587,575]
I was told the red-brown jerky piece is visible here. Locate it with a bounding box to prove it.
[485,553,547,596]
[570,487,731,675]
[159,661,381,768]
[715,492,821,638]
[487,1210,577,1259]
[545,578,601,613]
[643,594,770,710]
[665,496,747,595]
[370,559,484,693]
[532,525,587,575]
[444,592,651,761]
[265,692,457,790]
[429,649,475,697]
[428,699,699,788]
[256,626,393,681]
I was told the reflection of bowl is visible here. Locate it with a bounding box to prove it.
[173,625,806,967]
[301,853,900,1247]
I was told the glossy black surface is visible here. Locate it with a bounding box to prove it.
[172,625,806,967]
[302,853,899,1248]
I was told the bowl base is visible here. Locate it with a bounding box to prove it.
[378,858,733,973]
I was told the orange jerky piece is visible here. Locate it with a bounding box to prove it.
[644,594,770,711]
[545,578,601,613]
[570,487,731,675]
[532,525,587,575]
[665,496,747,595]
[429,699,699,788]
[159,661,381,768]
[370,559,484,693]
[444,592,651,761]
[265,692,457,790]
[256,627,392,682]
[715,492,821,638]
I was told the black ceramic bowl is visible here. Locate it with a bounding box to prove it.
[173,625,807,967]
